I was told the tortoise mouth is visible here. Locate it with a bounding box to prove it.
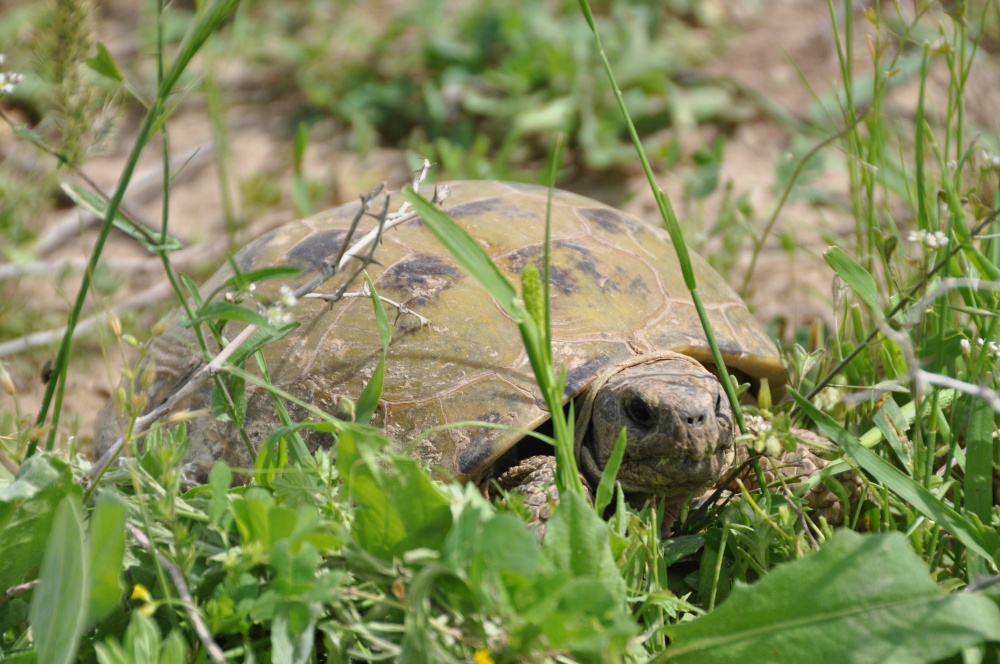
[622,452,728,498]
[581,444,731,500]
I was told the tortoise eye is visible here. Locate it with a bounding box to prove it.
[626,397,654,428]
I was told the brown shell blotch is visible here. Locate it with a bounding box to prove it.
[379,254,463,306]
[285,229,349,270]
[578,206,646,234]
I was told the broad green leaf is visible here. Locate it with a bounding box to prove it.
[791,389,1000,562]
[60,182,182,252]
[661,531,1000,663]
[355,273,390,424]
[85,42,124,82]
[823,246,881,313]
[544,490,626,606]
[272,601,321,664]
[0,454,79,591]
[338,430,452,560]
[160,631,188,664]
[963,394,994,581]
[86,492,127,627]
[207,462,232,525]
[182,301,278,331]
[124,613,161,663]
[30,494,88,664]
[225,266,305,291]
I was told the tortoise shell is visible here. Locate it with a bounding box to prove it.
[95,180,786,481]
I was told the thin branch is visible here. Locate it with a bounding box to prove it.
[0,579,38,606]
[126,524,226,664]
[0,281,174,358]
[306,286,432,327]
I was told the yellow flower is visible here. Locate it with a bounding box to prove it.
[473,649,495,664]
[130,584,151,602]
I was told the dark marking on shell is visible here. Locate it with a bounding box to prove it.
[560,240,617,291]
[286,229,349,270]
[579,206,645,234]
[380,254,462,305]
[447,197,536,222]
[502,245,577,295]
[458,412,504,474]
[237,233,279,271]
[564,355,612,396]
[624,270,651,294]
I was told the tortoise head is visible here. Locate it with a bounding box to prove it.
[577,355,735,501]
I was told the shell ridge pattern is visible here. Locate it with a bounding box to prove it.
[291,292,360,379]
[571,204,669,265]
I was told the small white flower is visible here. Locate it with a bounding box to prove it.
[267,306,292,326]
[908,229,949,249]
[960,338,972,355]
[248,282,257,293]
[278,285,297,307]
[0,55,22,97]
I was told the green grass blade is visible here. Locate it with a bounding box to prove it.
[32,0,242,452]
[594,428,626,516]
[60,182,182,252]
[963,394,994,581]
[405,187,584,497]
[824,246,881,313]
[790,388,999,562]
[355,273,391,425]
[576,0,747,436]
[403,190,524,322]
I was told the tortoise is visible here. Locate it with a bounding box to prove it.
[95,180,801,510]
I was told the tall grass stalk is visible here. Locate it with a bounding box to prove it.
[576,0,748,439]
[31,0,241,454]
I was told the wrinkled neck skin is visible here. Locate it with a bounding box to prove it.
[577,357,736,503]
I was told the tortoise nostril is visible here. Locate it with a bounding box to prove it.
[686,413,706,426]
